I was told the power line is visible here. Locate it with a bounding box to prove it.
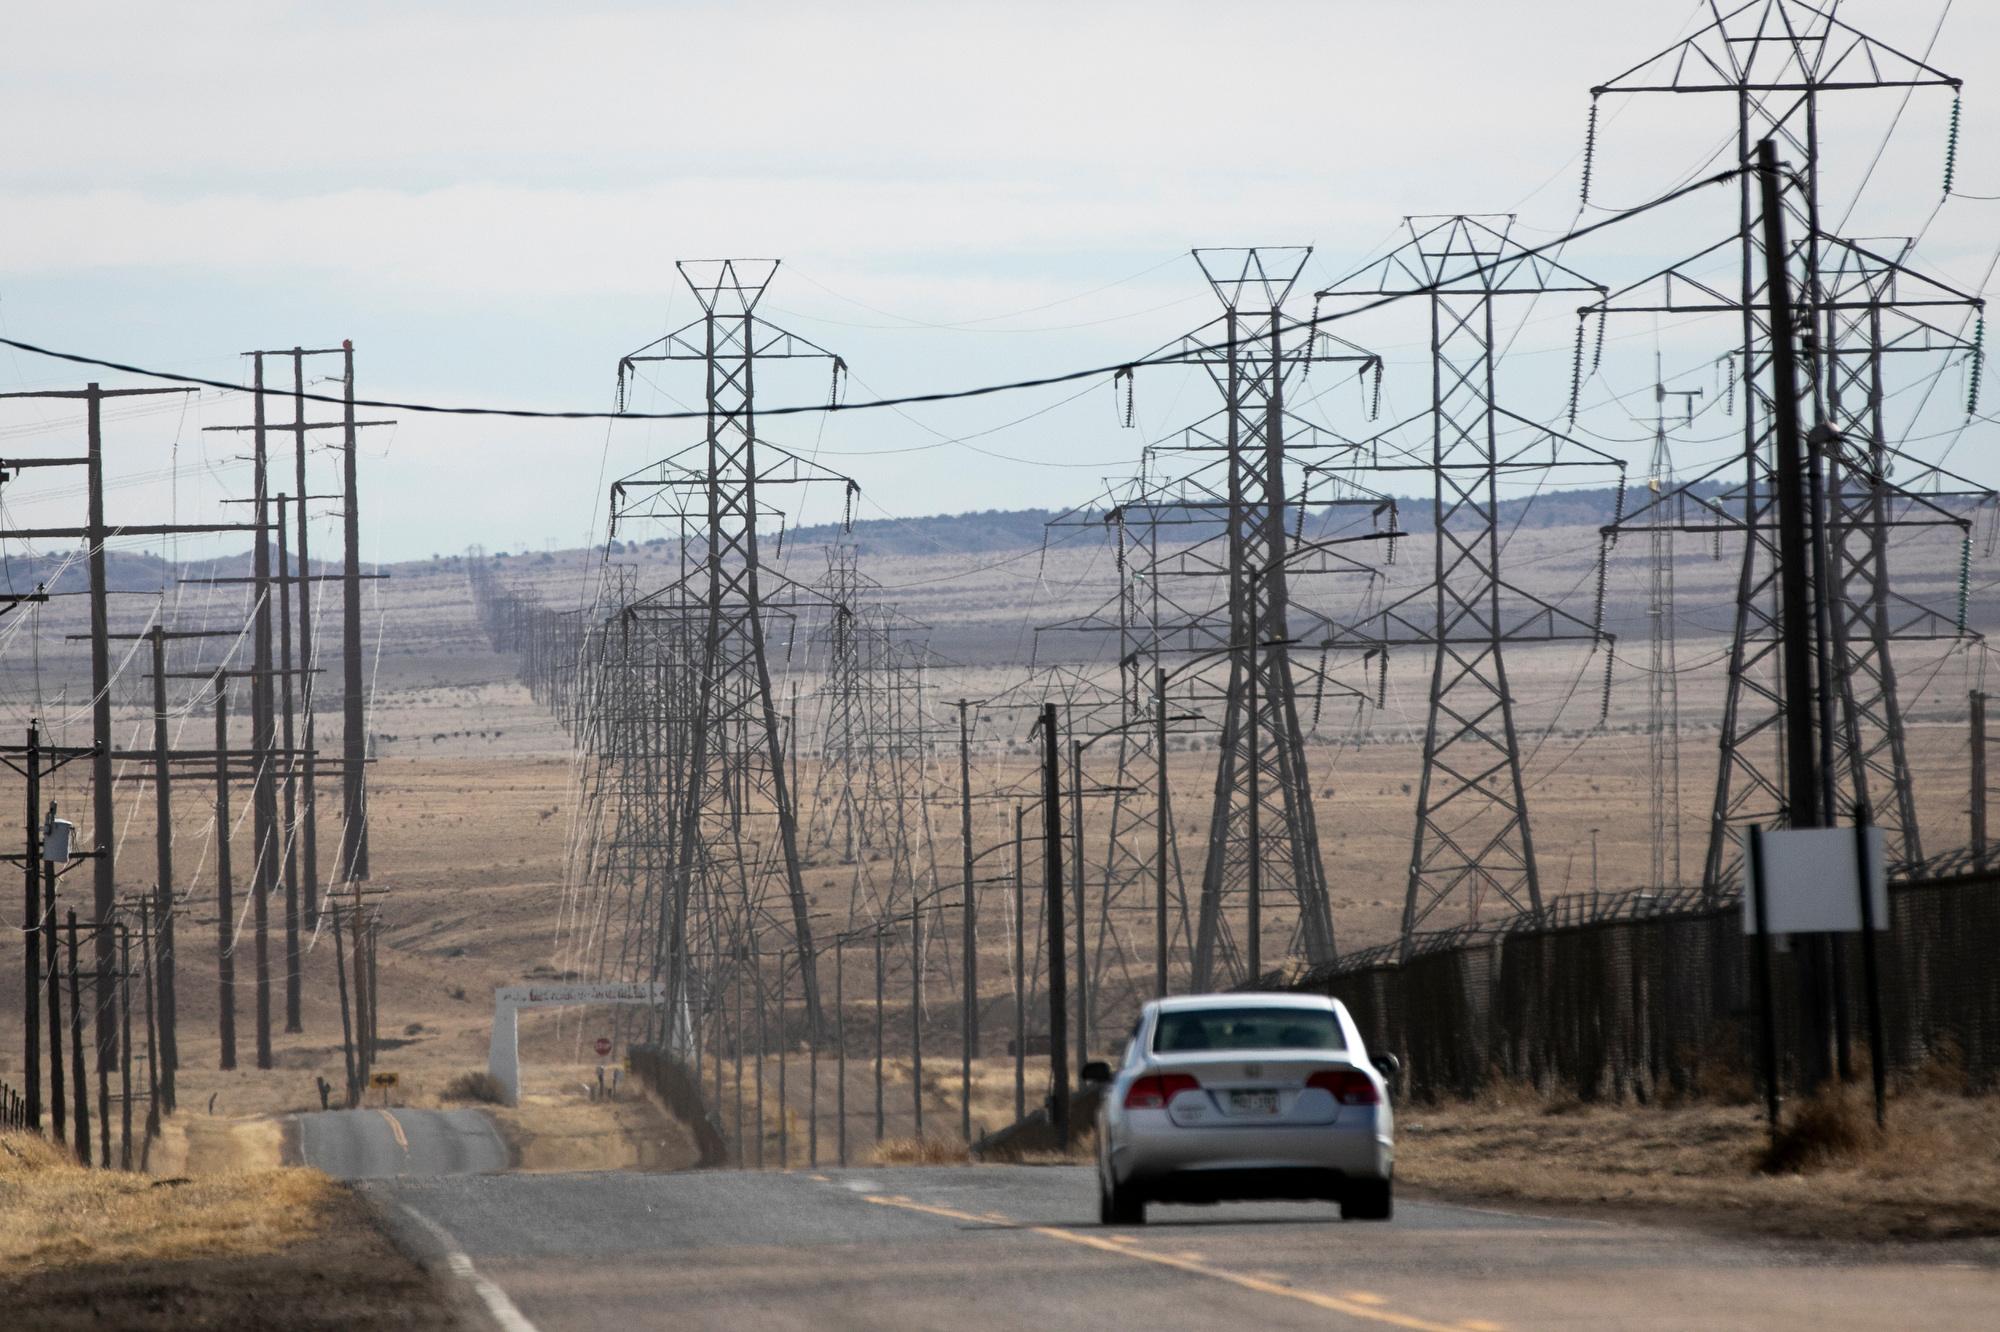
[0,168,1743,428]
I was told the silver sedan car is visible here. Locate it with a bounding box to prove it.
[1092,993,1395,1225]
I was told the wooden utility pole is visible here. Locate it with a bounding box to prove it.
[0,381,209,1120]
[19,725,41,1131]
[1760,140,1821,835]
[288,353,323,927]
[9,730,111,1138]
[1759,138,1834,1090]
[1069,738,1087,1068]
[93,923,113,1163]
[909,910,922,1139]
[146,629,179,1108]
[1013,802,1025,1124]
[88,390,119,1116]
[332,904,357,1106]
[18,723,40,1131]
[86,626,275,1082]
[956,699,976,1143]
[276,495,302,1034]
[66,911,87,1163]
[1039,703,1070,1149]
[349,895,370,1089]
[117,919,133,1169]
[44,854,64,1144]
[139,897,160,1150]
[196,345,392,928]
[367,911,381,1059]
[249,354,281,1071]
[341,341,370,883]
[214,674,238,1070]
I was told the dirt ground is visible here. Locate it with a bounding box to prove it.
[1395,1084,2000,1243]
[0,1130,461,1330]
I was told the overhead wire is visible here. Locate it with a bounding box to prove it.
[0,166,1745,429]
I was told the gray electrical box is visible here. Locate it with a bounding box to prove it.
[42,816,74,864]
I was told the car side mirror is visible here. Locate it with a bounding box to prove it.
[1374,1053,1402,1088]
[1080,1060,1113,1085]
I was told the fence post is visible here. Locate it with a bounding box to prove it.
[1744,826,1781,1147]
[1852,805,1887,1130]
[1973,691,1988,861]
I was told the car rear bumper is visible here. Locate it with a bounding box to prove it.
[1133,1166,1369,1204]
[1107,1117,1392,1194]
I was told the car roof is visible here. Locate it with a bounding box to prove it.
[1145,992,1339,1014]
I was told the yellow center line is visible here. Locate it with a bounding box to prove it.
[377,1109,409,1154]
[861,1195,1491,1332]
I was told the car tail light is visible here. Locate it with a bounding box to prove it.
[1124,1072,1201,1110]
[1307,1069,1380,1106]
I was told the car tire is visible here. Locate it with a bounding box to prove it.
[1341,1177,1393,1222]
[1099,1174,1147,1227]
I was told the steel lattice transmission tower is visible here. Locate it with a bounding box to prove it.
[613,259,851,1033]
[1183,248,1352,985]
[1320,218,1621,943]
[1042,476,1209,1016]
[1649,359,1702,891]
[804,541,940,927]
[1818,238,1983,860]
[806,544,871,863]
[1043,248,1387,995]
[1587,2,1986,884]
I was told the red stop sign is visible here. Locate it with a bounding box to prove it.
[595,1037,612,1057]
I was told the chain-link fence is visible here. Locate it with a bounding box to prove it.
[1289,869,2000,1103]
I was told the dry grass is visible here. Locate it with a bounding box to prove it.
[871,1135,973,1165]
[1759,1091,1872,1175]
[980,1129,1098,1166]
[0,1131,456,1329]
[490,1085,699,1172]
[439,1071,506,1105]
[0,1132,334,1269]
[1397,1086,2000,1241]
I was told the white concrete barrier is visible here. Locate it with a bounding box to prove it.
[487,982,668,1105]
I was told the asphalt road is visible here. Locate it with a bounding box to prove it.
[365,1165,1999,1331]
[292,1107,510,1180]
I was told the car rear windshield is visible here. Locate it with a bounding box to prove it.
[1152,1007,1346,1054]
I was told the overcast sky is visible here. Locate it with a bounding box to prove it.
[1,0,1993,565]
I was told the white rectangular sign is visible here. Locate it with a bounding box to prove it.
[1741,826,1888,935]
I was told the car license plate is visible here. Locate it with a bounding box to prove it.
[1229,1089,1279,1115]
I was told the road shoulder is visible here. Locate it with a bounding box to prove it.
[0,1130,472,1330]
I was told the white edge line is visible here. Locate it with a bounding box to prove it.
[399,1202,541,1332]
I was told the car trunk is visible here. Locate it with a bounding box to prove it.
[1152,1052,1361,1128]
